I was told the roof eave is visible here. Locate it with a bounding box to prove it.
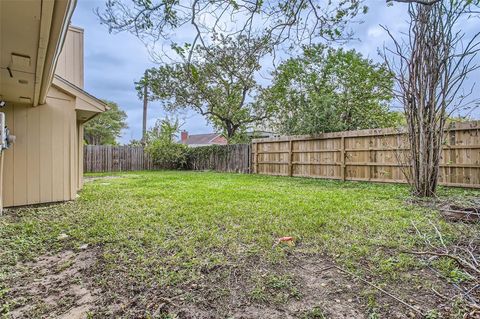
[36,0,78,106]
[52,75,107,112]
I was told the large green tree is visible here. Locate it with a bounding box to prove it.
[143,35,273,140]
[265,45,401,135]
[84,100,128,145]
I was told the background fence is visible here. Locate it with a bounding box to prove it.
[251,121,480,188]
[84,144,251,173]
[84,145,154,173]
[188,144,251,173]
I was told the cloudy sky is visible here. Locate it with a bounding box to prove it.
[72,0,479,144]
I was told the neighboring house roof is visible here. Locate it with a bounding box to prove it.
[183,133,227,146]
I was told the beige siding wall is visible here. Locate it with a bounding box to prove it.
[77,121,84,190]
[55,26,84,88]
[2,86,78,207]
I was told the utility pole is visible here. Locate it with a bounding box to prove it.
[141,70,148,145]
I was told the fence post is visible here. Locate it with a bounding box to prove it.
[288,140,293,177]
[255,142,259,174]
[341,136,346,181]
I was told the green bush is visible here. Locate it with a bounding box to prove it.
[146,140,188,169]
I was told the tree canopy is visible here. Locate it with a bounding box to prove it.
[264,45,402,135]
[142,34,273,140]
[96,0,368,61]
[84,100,128,145]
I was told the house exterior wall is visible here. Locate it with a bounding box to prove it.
[54,26,84,89]
[2,86,79,207]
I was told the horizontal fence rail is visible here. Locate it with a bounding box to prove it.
[251,121,480,188]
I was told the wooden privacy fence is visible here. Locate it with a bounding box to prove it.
[84,144,251,173]
[188,144,251,173]
[251,121,480,188]
[84,145,154,173]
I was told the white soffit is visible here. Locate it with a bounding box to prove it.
[0,0,41,103]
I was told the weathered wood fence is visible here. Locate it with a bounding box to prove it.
[188,144,251,173]
[251,121,480,188]
[84,122,480,188]
[84,145,154,173]
[84,144,251,173]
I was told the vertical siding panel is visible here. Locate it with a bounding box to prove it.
[51,101,64,201]
[3,104,15,207]
[27,105,41,204]
[13,103,28,206]
[70,117,77,198]
[78,123,84,190]
[39,102,53,203]
[63,103,70,200]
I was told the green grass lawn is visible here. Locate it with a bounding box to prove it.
[1,171,479,318]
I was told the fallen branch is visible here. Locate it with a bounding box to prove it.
[403,251,480,276]
[332,265,425,317]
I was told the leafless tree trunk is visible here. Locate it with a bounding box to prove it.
[383,0,480,197]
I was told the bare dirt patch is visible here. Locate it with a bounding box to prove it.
[3,249,466,318]
[84,252,457,318]
[7,248,100,319]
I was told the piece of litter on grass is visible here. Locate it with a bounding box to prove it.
[57,233,69,240]
[278,236,293,242]
[79,244,88,250]
[272,236,295,248]
[273,236,295,247]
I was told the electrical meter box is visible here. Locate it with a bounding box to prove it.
[0,112,14,151]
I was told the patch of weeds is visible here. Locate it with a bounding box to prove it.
[249,286,268,303]
[449,297,471,319]
[300,306,327,319]
[363,290,380,319]
[376,254,419,280]
[56,260,74,273]
[425,309,440,319]
[159,313,178,319]
[249,273,301,304]
[432,258,473,283]
[0,280,10,317]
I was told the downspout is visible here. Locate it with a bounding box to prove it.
[35,0,77,106]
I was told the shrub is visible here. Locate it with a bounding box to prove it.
[146,140,188,169]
